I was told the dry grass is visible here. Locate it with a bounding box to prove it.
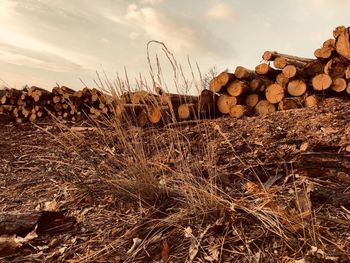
[2,43,349,262]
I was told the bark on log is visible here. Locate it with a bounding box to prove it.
[346,82,350,95]
[249,78,272,93]
[304,60,325,77]
[324,57,348,78]
[198,89,219,118]
[278,97,302,111]
[262,51,313,64]
[255,63,280,78]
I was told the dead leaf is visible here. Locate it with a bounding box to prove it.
[186,225,211,263]
[204,243,219,262]
[296,188,312,220]
[0,235,20,256]
[44,200,58,212]
[300,142,309,152]
[161,239,170,262]
[184,227,193,238]
[246,181,260,193]
[0,227,38,256]
[254,141,264,146]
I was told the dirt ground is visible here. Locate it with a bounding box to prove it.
[1,97,350,262]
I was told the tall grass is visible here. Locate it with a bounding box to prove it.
[46,42,333,262]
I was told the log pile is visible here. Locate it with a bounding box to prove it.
[0,85,200,126]
[1,26,350,125]
[207,25,350,118]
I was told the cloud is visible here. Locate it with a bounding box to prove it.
[140,0,164,5]
[207,2,236,21]
[124,4,232,57]
[0,42,83,72]
[311,0,350,7]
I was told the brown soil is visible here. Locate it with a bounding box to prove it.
[1,97,350,262]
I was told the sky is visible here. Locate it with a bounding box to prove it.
[0,0,349,93]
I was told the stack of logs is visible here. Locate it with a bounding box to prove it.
[0,85,200,125]
[1,26,350,125]
[207,25,350,118]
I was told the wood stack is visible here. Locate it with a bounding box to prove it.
[1,26,350,125]
[204,25,350,118]
[0,85,200,126]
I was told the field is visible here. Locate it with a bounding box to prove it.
[1,96,350,262]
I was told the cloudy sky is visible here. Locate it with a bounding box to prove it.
[0,0,349,92]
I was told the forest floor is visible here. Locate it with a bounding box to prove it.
[1,97,350,262]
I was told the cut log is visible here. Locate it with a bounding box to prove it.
[331,78,347,92]
[226,80,249,97]
[304,95,318,107]
[265,84,285,104]
[324,57,348,78]
[303,60,325,77]
[323,38,336,48]
[249,78,271,93]
[148,106,163,124]
[334,26,350,60]
[273,57,287,69]
[217,94,237,114]
[278,97,302,111]
[209,71,235,93]
[229,105,248,119]
[276,73,289,88]
[245,93,260,107]
[345,66,350,79]
[162,93,198,106]
[255,100,275,115]
[312,74,333,91]
[255,63,280,78]
[177,103,196,120]
[287,79,307,97]
[234,66,257,80]
[282,65,303,79]
[262,51,313,64]
[314,46,334,59]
